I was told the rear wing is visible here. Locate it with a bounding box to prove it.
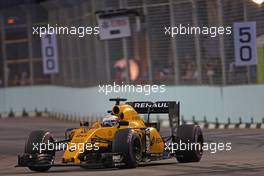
[126,101,180,137]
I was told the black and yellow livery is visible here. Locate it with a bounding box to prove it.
[17,98,204,172]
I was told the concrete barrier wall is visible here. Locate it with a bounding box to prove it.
[223,85,264,122]
[0,85,263,122]
[0,86,53,113]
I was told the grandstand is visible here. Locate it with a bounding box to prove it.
[0,0,263,87]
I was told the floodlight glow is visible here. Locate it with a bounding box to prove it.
[251,0,264,5]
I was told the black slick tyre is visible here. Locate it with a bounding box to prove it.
[175,124,203,163]
[112,129,142,168]
[25,130,55,172]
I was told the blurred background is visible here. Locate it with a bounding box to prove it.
[0,0,264,123]
[0,0,263,87]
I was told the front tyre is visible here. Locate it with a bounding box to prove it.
[24,130,55,172]
[112,129,142,168]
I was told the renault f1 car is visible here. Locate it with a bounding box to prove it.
[16,98,203,172]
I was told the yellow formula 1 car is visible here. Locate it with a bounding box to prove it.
[17,98,203,172]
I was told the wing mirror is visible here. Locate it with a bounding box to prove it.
[119,121,129,126]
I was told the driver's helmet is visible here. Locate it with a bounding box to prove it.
[101,115,119,127]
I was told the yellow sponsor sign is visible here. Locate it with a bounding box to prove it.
[257,48,264,83]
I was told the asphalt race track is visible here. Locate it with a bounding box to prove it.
[0,117,264,176]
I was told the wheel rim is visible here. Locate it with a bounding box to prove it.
[133,138,142,162]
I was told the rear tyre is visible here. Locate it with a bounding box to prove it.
[175,124,203,163]
[25,130,55,172]
[112,129,142,168]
